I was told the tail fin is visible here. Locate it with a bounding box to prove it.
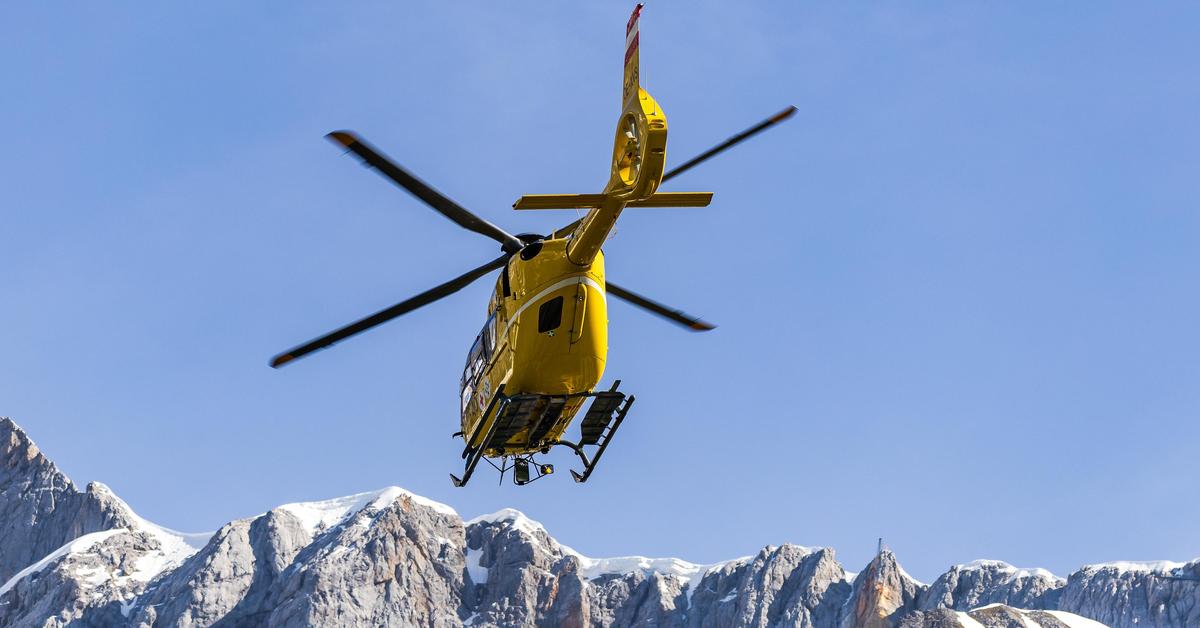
[610,2,664,203]
[622,4,643,109]
[523,3,672,267]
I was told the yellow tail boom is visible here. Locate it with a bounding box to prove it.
[515,4,712,267]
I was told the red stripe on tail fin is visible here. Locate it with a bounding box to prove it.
[622,4,642,107]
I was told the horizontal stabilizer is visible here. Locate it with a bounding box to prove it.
[629,192,712,208]
[513,194,607,209]
[513,192,712,210]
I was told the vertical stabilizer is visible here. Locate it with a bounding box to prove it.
[622,4,642,110]
[607,2,665,202]
[564,3,669,266]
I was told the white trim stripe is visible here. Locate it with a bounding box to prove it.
[626,5,642,35]
[499,275,605,341]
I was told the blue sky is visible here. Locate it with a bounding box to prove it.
[2,2,1198,581]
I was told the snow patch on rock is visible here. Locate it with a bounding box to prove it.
[953,611,988,628]
[0,529,125,597]
[959,559,1065,584]
[1042,609,1110,627]
[467,507,751,593]
[90,482,208,576]
[966,604,1110,628]
[281,486,457,540]
[1081,560,1186,574]
[465,546,489,585]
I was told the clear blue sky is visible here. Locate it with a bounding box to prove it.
[2,2,1198,581]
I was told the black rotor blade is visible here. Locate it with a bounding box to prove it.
[327,131,525,253]
[661,106,796,183]
[271,255,509,368]
[548,106,794,239]
[606,281,715,332]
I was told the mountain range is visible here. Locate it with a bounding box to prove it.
[1,416,1196,627]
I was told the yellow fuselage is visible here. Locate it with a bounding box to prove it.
[459,238,607,455]
[459,23,674,457]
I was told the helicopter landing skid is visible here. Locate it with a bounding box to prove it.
[450,382,635,487]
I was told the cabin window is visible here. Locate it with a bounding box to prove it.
[460,381,474,413]
[482,312,497,354]
[460,314,499,414]
[460,336,486,413]
[463,337,484,384]
[538,296,564,333]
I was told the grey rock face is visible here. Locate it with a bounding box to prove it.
[840,551,922,628]
[266,493,469,628]
[687,545,850,628]
[466,511,566,626]
[5,415,1200,627]
[894,608,964,628]
[0,526,192,628]
[462,513,855,628]
[0,418,203,628]
[465,510,686,627]
[0,418,134,583]
[130,512,293,627]
[918,560,1063,612]
[1058,561,1200,628]
[132,490,469,628]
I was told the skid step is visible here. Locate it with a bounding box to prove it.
[566,393,634,483]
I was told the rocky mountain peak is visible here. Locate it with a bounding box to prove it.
[0,418,143,585]
[919,559,1064,612]
[1058,560,1200,627]
[842,550,923,628]
[1,416,63,488]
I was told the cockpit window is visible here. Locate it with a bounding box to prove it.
[460,314,498,414]
[482,312,497,354]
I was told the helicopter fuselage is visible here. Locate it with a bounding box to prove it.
[459,237,608,456]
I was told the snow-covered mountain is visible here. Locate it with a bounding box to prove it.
[1,416,1196,627]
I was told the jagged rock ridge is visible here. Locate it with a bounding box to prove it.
[0,417,1196,627]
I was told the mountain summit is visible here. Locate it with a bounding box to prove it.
[0,417,1195,627]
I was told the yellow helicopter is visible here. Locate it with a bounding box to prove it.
[271,4,794,486]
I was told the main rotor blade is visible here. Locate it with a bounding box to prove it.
[327,131,525,253]
[548,106,795,239]
[271,255,509,368]
[661,106,796,183]
[606,281,715,332]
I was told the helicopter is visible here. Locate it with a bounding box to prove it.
[270,4,794,487]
